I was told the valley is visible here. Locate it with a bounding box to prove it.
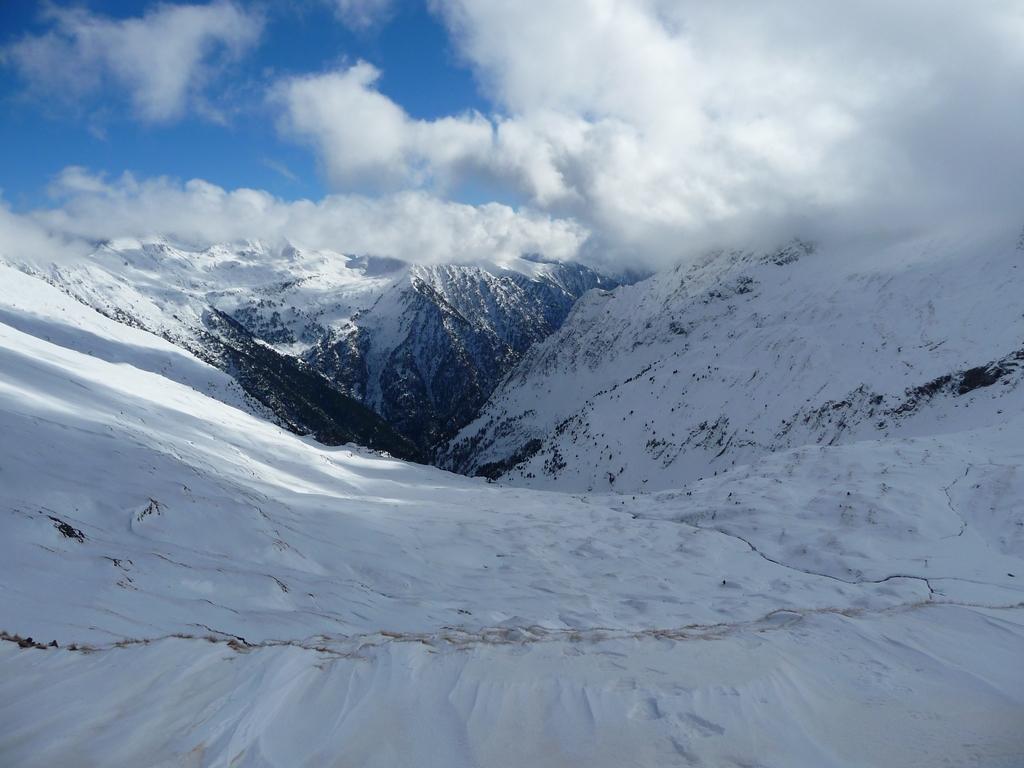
[1,230,1023,766]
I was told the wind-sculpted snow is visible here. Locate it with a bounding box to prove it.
[4,607,1023,768]
[1,244,1023,765]
[444,230,1024,492]
[9,239,614,454]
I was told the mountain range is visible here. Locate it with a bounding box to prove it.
[15,239,617,460]
[1,229,1022,766]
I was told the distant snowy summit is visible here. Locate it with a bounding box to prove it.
[441,230,1024,491]
[11,239,617,460]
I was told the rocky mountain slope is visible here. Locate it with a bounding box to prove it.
[10,240,614,456]
[442,229,1024,491]
[305,258,617,451]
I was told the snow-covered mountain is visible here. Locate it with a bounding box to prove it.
[13,239,615,457]
[1,252,1022,767]
[306,257,617,452]
[442,230,1024,491]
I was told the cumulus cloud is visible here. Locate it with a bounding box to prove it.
[272,62,494,189]
[2,1,263,122]
[6,167,586,265]
[269,0,1024,264]
[8,1,1023,268]
[438,0,1024,260]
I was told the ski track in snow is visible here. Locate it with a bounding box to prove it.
[0,252,1023,766]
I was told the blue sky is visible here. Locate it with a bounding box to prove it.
[2,1,1024,267]
[0,0,491,209]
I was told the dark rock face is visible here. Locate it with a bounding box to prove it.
[202,309,421,462]
[475,438,543,480]
[299,263,617,454]
[373,286,510,451]
[231,305,297,345]
[892,354,1024,416]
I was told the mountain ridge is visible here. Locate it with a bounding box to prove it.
[440,229,1024,491]
[8,239,616,455]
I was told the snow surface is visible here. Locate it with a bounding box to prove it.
[1,250,1023,766]
[445,229,1024,493]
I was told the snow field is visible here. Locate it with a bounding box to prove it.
[2,605,1022,767]
[1,254,1023,765]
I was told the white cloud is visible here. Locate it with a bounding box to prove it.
[2,1,263,122]
[8,168,586,266]
[328,0,397,30]
[0,202,82,266]
[8,1,1023,268]
[268,0,1024,265]
[272,62,494,189]
[434,0,1024,260]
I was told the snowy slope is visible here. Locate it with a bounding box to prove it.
[1,246,1023,766]
[443,229,1024,491]
[9,239,613,453]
